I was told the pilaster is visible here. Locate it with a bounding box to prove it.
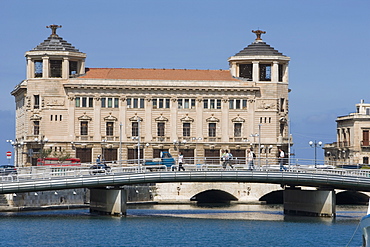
[252,61,259,82]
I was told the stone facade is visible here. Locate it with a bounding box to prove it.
[11,26,291,166]
[324,100,370,166]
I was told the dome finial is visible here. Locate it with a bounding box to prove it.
[252,29,266,41]
[46,24,62,36]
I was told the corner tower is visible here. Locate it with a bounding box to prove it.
[12,25,87,166]
[228,30,291,152]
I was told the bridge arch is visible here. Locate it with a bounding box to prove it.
[259,190,284,204]
[336,191,369,205]
[190,189,238,203]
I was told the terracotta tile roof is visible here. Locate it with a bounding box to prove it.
[79,68,238,81]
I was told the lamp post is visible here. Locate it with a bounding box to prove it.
[101,139,107,163]
[6,140,24,166]
[250,124,261,167]
[309,140,322,167]
[119,122,122,165]
[173,139,187,151]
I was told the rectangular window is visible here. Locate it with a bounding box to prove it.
[69,61,78,76]
[132,122,138,136]
[259,64,272,81]
[157,123,165,136]
[177,98,194,109]
[133,98,138,108]
[82,97,87,107]
[208,123,216,137]
[191,99,196,109]
[153,99,158,109]
[178,99,183,109]
[108,98,113,108]
[216,99,221,109]
[229,100,234,109]
[239,64,253,80]
[183,123,191,137]
[114,98,119,108]
[60,115,62,121]
[106,122,114,136]
[166,99,170,108]
[280,98,285,112]
[101,98,106,108]
[278,64,283,82]
[234,123,242,137]
[34,60,43,78]
[75,97,80,107]
[210,99,215,109]
[184,99,189,109]
[203,99,208,109]
[127,98,131,108]
[89,98,93,107]
[153,98,170,109]
[363,130,369,146]
[33,121,40,135]
[242,100,247,109]
[80,121,88,136]
[235,99,241,109]
[50,115,53,121]
[140,98,144,108]
[50,60,62,78]
[34,95,40,109]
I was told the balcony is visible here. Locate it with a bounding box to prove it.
[203,137,221,142]
[338,141,350,147]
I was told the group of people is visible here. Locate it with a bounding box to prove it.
[220,149,234,169]
[138,148,287,171]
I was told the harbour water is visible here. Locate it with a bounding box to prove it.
[0,204,365,247]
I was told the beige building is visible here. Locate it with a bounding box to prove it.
[11,26,291,166]
[324,100,370,166]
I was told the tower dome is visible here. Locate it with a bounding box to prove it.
[25,25,86,79]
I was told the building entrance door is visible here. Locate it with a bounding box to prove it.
[180,149,194,164]
[76,148,92,163]
[104,148,117,162]
[205,149,220,164]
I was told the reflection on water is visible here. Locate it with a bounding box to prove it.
[127,203,366,223]
[0,204,366,247]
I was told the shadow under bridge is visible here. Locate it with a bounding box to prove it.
[190,189,238,203]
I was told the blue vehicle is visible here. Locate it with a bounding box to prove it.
[144,151,175,169]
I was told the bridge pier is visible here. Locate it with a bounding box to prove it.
[283,187,336,217]
[90,188,127,216]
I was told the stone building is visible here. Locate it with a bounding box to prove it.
[11,25,291,166]
[324,100,370,166]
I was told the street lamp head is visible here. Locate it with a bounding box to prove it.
[182,140,187,144]
[308,141,313,146]
[318,141,323,146]
[173,140,177,145]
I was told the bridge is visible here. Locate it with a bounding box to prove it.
[1,163,370,216]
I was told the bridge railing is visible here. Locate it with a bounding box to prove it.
[3,157,370,183]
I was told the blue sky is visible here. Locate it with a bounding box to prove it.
[0,0,369,164]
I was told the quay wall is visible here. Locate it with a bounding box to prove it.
[0,182,280,211]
